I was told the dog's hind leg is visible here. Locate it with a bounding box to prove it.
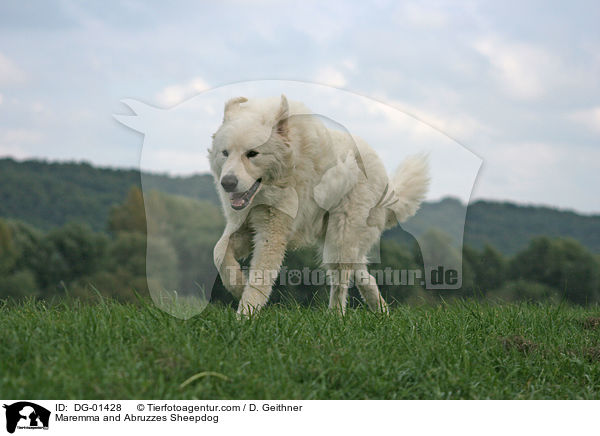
[327,266,352,315]
[322,207,370,315]
[354,265,389,314]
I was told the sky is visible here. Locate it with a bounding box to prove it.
[0,0,599,212]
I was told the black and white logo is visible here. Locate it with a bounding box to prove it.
[3,402,50,434]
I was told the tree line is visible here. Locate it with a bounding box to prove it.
[1,187,599,306]
[2,158,600,255]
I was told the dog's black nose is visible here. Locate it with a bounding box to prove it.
[220,174,238,192]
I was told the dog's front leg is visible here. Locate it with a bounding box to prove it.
[216,230,252,300]
[238,208,292,317]
[218,242,246,299]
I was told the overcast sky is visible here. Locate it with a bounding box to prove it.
[1,1,599,212]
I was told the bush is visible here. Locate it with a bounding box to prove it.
[491,279,561,303]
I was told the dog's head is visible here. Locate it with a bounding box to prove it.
[209,95,293,211]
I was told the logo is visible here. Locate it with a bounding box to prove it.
[3,402,50,434]
[115,81,481,318]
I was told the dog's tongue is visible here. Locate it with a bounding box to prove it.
[230,192,246,208]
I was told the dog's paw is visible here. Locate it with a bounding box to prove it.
[375,300,390,316]
[236,302,257,319]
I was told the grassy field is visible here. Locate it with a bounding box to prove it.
[2,298,600,399]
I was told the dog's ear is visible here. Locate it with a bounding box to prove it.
[274,94,290,138]
[223,96,248,121]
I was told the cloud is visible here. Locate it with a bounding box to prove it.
[0,128,42,159]
[314,67,347,88]
[1,1,599,212]
[473,38,558,100]
[155,77,210,107]
[288,3,354,44]
[32,101,44,113]
[569,107,600,134]
[0,143,32,159]
[367,93,490,143]
[0,128,43,145]
[399,3,449,28]
[140,148,210,174]
[474,141,600,211]
[0,52,25,85]
[341,59,356,72]
[486,142,562,180]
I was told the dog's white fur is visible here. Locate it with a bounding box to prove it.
[209,95,429,316]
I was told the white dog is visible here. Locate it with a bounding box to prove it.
[209,95,429,316]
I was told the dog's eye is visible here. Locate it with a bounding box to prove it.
[222,150,229,157]
[246,150,259,158]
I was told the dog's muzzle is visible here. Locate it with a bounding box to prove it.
[229,178,262,210]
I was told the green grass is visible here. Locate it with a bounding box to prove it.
[2,298,600,399]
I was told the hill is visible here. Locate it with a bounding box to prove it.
[0,158,217,231]
[394,197,600,254]
[464,200,600,254]
[1,158,599,254]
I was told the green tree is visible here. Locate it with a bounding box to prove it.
[463,244,506,293]
[21,223,108,294]
[510,237,600,304]
[108,187,146,234]
[0,219,40,298]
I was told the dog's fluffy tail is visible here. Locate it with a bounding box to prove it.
[385,153,430,227]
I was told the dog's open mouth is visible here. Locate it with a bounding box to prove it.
[229,178,262,210]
